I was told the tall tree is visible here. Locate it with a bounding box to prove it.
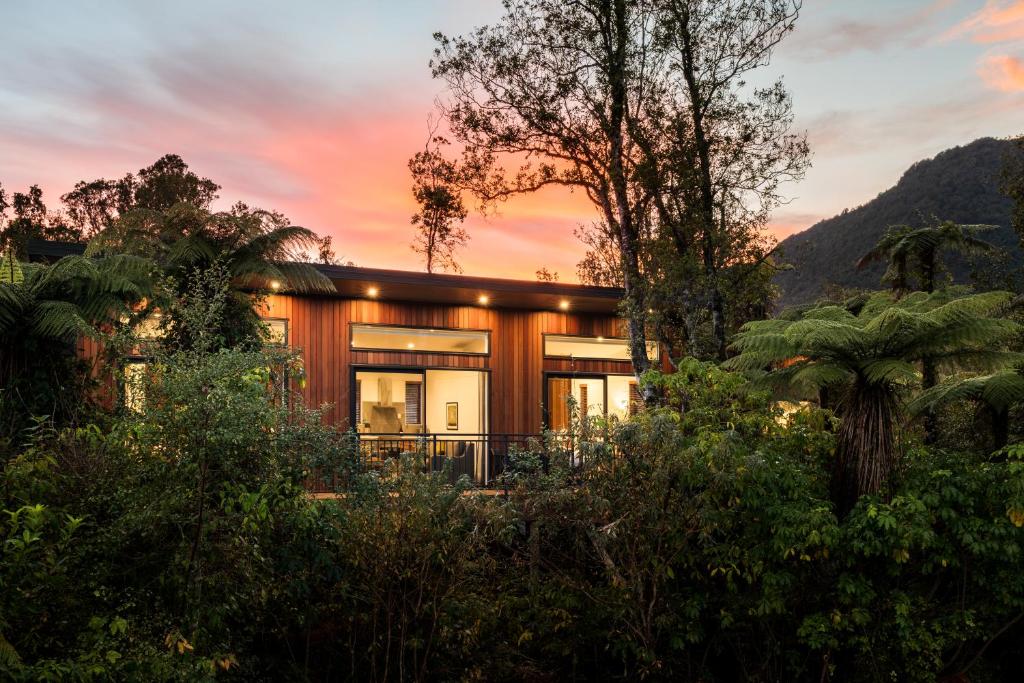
[61,154,221,237]
[432,0,661,379]
[433,0,807,372]
[408,133,469,273]
[857,220,999,296]
[649,0,809,360]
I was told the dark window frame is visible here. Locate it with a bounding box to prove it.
[349,322,491,357]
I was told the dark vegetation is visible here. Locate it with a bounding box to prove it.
[3,3,1024,680]
[775,137,1024,307]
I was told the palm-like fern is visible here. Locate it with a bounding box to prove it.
[725,290,1021,513]
[908,369,1024,450]
[86,203,333,349]
[0,253,153,440]
[87,203,333,294]
[857,220,997,295]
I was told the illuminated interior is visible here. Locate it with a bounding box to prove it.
[351,324,489,354]
[544,335,657,361]
[354,368,488,434]
[548,374,639,430]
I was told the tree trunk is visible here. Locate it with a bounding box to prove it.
[607,0,653,390]
[922,358,939,444]
[832,380,900,517]
[677,8,727,360]
[993,406,1009,451]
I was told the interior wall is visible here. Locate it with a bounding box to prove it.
[425,369,486,434]
[607,375,634,421]
[355,370,423,429]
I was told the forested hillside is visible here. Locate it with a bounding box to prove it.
[775,137,1023,307]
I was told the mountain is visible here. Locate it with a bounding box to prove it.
[774,137,1023,308]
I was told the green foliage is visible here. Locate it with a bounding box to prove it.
[728,289,1022,512]
[2,357,1024,680]
[0,254,152,449]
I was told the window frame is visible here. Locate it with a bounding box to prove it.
[262,317,289,346]
[348,322,491,357]
[542,333,658,362]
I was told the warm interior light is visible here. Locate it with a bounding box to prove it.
[597,336,604,342]
[478,294,489,305]
[367,286,379,298]
[558,300,570,311]
[269,280,281,291]
[406,342,415,349]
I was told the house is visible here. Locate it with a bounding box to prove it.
[29,240,661,485]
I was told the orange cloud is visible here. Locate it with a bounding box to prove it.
[948,1,1024,43]
[979,54,1024,91]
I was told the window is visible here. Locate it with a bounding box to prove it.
[350,324,489,355]
[579,384,589,416]
[123,361,148,412]
[355,380,362,425]
[544,335,658,361]
[263,318,288,345]
[405,381,422,425]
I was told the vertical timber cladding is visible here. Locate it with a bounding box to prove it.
[261,294,632,433]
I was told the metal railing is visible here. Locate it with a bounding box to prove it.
[307,431,613,493]
[354,433,544,486]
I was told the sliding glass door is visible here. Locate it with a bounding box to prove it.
[546,373,637,431]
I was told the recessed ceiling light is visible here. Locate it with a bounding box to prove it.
[558,300,570,311]
[478,294,489,305]
[367,286,379,298]
[407,342,415,349]
[269,280,281,291]
[597,336,604,342]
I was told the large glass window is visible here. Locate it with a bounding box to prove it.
[544,334,657,361]
[353,368,488,435]
[351,324,489,355]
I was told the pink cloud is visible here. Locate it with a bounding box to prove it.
[947,1,1024,43]
[979,54,1024,90]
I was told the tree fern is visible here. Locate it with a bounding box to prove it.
[726,290,1021,513]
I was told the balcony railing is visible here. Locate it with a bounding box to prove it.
[307,432,603,493]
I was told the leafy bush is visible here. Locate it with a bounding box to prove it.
[2,354,1024,681]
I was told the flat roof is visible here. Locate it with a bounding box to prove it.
[26,239,623,314]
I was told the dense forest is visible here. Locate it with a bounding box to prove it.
[776,137,1024,307]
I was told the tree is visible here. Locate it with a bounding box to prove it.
[88,202,332,350]
[909,369,1024,450]
[408,134,469,274]
[61,154,220,238]
[0,254,152,442]
[432,0,660,379]
[433,0,807,373]
[857,219,999,296]
[726,290,1020,514]
[315,235,339,265]
[534,267,559,282]
[856,219,1001,442]
[0,185,81,258]
[646,0,809,360]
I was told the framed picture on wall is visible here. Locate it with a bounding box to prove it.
[446,402,459,430]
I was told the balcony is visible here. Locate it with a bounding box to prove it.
[307,432,601,493]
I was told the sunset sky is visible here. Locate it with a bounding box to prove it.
[2,1,1023,280]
